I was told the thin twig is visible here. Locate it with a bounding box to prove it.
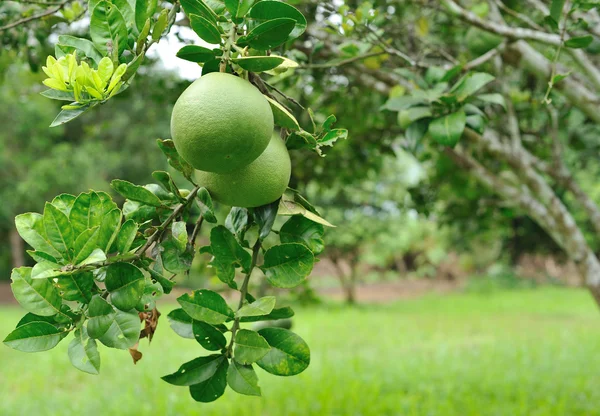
[298,50,386,69]
[263,80,305,109]
[226,239,261,357]
[464,43,505,71]
[494,0,545,31]
[0,0,70,31]
[7,0,64,5]
[135,185,201,258]
[189,215,204,247]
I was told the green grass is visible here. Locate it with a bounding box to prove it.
[2,287,600,415]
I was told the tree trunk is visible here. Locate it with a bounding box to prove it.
[10,228,24,268]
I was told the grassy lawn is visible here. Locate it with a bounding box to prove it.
[1,287,600,415]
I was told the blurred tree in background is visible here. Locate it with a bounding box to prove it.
[2,0,600,306]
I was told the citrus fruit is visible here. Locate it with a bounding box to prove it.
[196,133,291,208]
[170,72,274,173]
[465,27,502,56]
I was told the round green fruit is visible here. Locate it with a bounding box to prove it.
[196,134,291,208]
[170,72,274,173]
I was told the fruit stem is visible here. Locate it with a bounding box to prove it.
[220,24,237,73]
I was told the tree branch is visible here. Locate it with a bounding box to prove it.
[0,0,70,31]
[226,238,261,357]
[298,50,386,69]
[441,0,562,45]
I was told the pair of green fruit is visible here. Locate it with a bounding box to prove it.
[171,72,291,208]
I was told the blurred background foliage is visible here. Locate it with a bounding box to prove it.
[1,0,600,303]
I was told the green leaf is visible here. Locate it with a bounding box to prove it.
[192,320,227,351]
[147,268,175,294]
[238,18,295,50]
[565,35,594,48]
[225,0,239,16]
[105,262,145,311]
[135,0,158,32]
[256,327,309,376]
[248,0,307,39]
[205,0,226,14]
[239,306,294,322]
[167,308,194,339]
[398,106,432,128]
[112,0,135,32]
[197,187,218,223]
[466,114,486,134]
[177,289,234,325]
[68,327,101,375]
[552,72,571,84]
[252,200,279,240]
[278,195,334,227]
[234,329,270,364]
[152,171,182,199]
[161,239,194,274]
[157,139,195,178]
[176,45,217,63]
[180,0,219,24]
[115,219,138,254]
[111,179,163,207]
[40,89,76,101]
[450,72,495,101]
[189,13,222,44]
[232,56,284,72]
[318,128,347,148]
[27,250,58,264]
[172,221,188,252]
[428,109,467,147]
[382,96,427,112]
[137,280,163,311]
[162,354,226,386]
[225,207,248,239]
[189,357,229,402]
[207,226,251,287]
[550,0,566,23]
[87,295,116,339]
[265,96,300,130]
[73,226,100,264]
[43,202,74,260]
[11,267,62,317]
[50,105,91,127]
[78,248,107,266]
[280,216,325,255]
[51,194,76,216]
[476,93,506,109]
[96,208,122,252]
[227,361,261,396]
[237,0,255,17]
[98,309,140,349]
[90,1,128,55]
[15,213,61,258]
[3,322,63,353]
[56,272,96,303]
[262,243,314,288]
[69,192,105,237]
[236,296,276,318]
[30,261,64,280]
[16,313,56,327]
[57,35,103,66]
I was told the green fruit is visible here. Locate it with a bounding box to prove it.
[465,27,503,56]
[171,72,274,173]
[196,134,291,208]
